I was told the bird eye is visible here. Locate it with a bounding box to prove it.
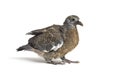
[71,18,75,21]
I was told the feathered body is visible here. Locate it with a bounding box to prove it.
[17,15,83,64]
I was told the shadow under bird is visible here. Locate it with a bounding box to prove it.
[17,15,83,65]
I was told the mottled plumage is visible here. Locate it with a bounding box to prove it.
[17,15,83,65]
[28,25,64,52]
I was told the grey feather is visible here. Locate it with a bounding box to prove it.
[28,25,64,52]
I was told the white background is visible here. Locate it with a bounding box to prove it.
[0,0,120,73]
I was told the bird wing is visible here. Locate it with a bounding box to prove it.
[26,25,59,35]
[26,29,46,35]
[28,25,64,52]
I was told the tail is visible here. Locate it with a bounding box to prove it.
[17,44,33,51]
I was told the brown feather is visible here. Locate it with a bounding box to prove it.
[43,27,79,59]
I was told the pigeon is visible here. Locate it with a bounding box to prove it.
[17,15,83,65]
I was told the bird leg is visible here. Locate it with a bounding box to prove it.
[45,58,65,65]
[47,61,65,65]
[61,56,79,64]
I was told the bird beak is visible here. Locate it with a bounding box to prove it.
[77,21,83,26]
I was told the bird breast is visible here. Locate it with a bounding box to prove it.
[54,28,79,58]
[64,28,79,50]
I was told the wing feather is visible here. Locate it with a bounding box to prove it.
[28,25,64,52]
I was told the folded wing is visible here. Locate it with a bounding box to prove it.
[28,25,64,52]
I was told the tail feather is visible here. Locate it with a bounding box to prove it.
[17,44,33,51]
[17,47,24,51]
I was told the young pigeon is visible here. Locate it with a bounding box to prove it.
[17,15,83,65]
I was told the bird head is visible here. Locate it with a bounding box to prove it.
[63,15,83,28]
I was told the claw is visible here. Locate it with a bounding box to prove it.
[63,59,79,64]
[61,56,79,64]
[47,61,65,65]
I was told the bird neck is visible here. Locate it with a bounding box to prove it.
[63,24,76,30]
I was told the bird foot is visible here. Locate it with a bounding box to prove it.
[63,59,79,64]
[47,61,65,65]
